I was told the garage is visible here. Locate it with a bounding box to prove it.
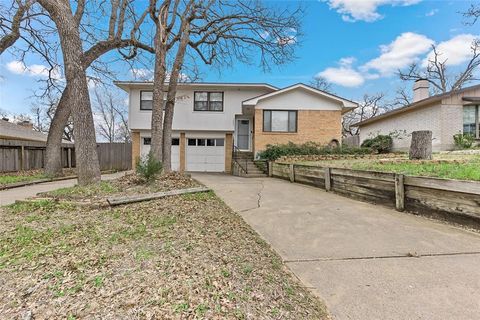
[140,137,180,171]
[186,137,225,172]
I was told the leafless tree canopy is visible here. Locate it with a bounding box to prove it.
[93,87,130,143]
[398,40,480,93]
[146,0,303,170]
[343,93,391,137]
[463,3,479,25]
[309,76,333,94]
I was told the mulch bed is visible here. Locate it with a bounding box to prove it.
[0,173,328,319]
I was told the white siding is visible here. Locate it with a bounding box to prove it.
[128,86,272,131]
[254,88,343,111]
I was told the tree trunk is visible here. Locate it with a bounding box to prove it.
[409,130,432,160]
[150,22,168,162]
[44,87,71,177]
[162,27,190,172]
[41,0,101,185]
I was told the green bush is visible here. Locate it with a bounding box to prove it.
[361,135,393,154]
[453,133,474,149]
[257,141,371,161]
[136,152,163,182]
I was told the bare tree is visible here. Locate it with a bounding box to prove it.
[148,0,302,171]
[1,0,155,183]
[0,0,35,54]
[393,87,412,107]
[398,40,480,94]
[93,87,130,143]
[343,93,390,137]
[310,76,333,93]
[463,3,479,25]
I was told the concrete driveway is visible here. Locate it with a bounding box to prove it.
[192,173,480,320]
[0,171,128,206]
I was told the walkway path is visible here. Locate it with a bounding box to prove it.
[0,171,128,206]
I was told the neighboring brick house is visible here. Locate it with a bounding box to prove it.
[115,82,357,174]
[355,80,480,151]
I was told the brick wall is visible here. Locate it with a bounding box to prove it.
[358,101,462,151]
[253,109,342,153]
[131,130,140,168]
[225,133,233,173]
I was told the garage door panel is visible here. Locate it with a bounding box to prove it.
[141,142,180,171]
[186,138,225,172]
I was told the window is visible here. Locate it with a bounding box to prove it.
[194,91,224,111]
[463,105,479,138]
[140,91,167,110]
[145,137,179,145]
[140,91,153,110]
[263,110,297,132]
[186,138,225,146]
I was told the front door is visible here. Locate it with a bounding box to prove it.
[236,119,250,150]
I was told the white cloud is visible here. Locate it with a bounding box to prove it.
[423,34,479,67]
[362,32,433,76]
[316,32,480,88]
[425,9,438,17]
[130,68,153,80]
[6,61,27,74]
[317,57,365,87]
[6,60,62,79]
[323,0,422,22]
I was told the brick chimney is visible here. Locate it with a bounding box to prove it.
[413,79,429,103]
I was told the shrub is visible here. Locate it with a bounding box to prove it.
[257,141,371,161]
[136,152,163,182]
[453,133,474,149]
[361,135,392,154]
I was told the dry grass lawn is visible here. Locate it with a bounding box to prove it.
[0,174,328,319]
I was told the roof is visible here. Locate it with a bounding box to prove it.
[0,120,73,144]
[114,81,279,91]
[354,84,480,127]
[242,83,358,113]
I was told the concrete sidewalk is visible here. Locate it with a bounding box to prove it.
[0,171,128,206]
[192,173,480,320]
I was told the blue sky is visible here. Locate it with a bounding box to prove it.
[0,0,478,115]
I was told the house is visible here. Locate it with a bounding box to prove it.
[114,81,356,173]
[354,80,480,151]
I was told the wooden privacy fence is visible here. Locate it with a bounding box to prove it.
[0,139,131,172]
[269,162,480,229]
[96,143,132,171]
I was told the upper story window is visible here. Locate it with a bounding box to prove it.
[140,91,167,111]
[140,91,153,110]
[194,91,224,111]
[263,110,297,133]
[463,105,479,138]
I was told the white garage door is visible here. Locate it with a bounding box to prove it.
[186,138,225,172]
[141,137,180,171]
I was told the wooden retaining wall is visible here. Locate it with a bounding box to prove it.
[271,162,480,229]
